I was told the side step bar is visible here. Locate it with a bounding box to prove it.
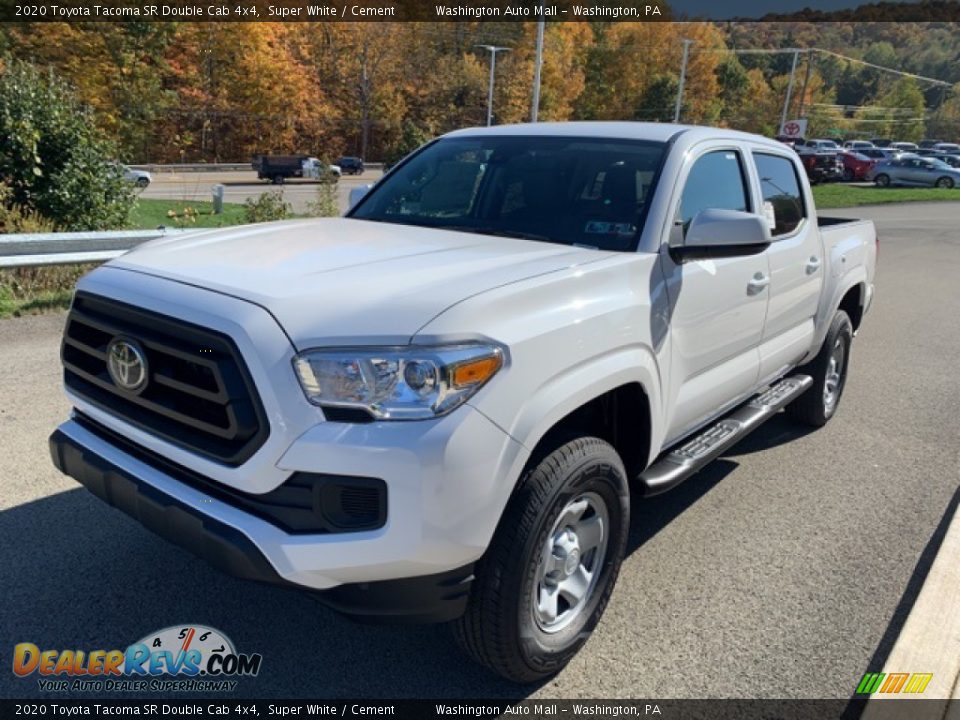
[638,374,813,497]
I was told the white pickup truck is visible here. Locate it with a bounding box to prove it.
[51,122,876,682]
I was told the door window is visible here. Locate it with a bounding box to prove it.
[678,150,750,235]
[754,153,806,236]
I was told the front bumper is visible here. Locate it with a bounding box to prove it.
[50,425,476,623]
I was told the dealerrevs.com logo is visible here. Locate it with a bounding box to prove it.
[13,625,262,693]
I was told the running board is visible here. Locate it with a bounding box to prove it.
[638,374,813,497]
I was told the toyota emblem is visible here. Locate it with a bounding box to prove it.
[106,337,149,394]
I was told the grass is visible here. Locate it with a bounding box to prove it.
[1,201,249,318]
[812,183,960,208]
[0,264,97,319]
[128,198,246,230]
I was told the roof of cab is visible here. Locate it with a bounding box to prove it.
[443,120,787,152]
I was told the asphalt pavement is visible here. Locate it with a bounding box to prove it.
[0,203,958,701]
[140,169,383,214]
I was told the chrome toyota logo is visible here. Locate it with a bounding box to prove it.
[106,337,148,393]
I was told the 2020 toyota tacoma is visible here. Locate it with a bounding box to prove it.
[51,123,876,682]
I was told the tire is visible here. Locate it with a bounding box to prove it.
[136,177,150,189]
[935,176,954,189]
[452,436,630,683]
[271,175,284,185]
[786,310,853,428]
[842,168,855,182]
[874,174,890,187]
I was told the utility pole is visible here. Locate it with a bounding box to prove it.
[798,50,814,118]
[780,49,800,132]
[674,39,693,123]
[531,20,545,122]
[477,44,511,127]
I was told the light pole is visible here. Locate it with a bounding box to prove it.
[477,44,511,126]
[674,38,692,123]
[531,20,545,122]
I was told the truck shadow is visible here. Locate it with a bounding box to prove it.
[1,421,803,699]
[0,489,533,699]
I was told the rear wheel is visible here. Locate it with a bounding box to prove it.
[786,310,853,428]
[842,168,855,182]
[453,436,629,683]
[874,174,890,187]
[935,176,955,189]
[271,175,285,185]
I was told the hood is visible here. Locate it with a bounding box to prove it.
[109,218,609,347]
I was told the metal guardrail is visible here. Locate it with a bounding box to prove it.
[0,228,201,269]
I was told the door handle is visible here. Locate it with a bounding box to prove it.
[747,272,770,295]
[806,256,822,274]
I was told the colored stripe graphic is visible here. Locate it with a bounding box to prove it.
[903,673,934,694]
[880,673,909,693]
[857,673,885,694]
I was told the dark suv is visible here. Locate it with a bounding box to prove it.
[337,156,365,175]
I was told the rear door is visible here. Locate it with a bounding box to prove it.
[750,150,824,383]
[660,145,769,443]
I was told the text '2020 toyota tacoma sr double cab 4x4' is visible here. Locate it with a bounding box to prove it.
[51,122,876,682]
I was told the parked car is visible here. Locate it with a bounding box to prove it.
[795,143,844,183]
[933,142,960,154]
[918,139,944,149]
[252,155,340,183]
[916,149,948,158]
[890,141,919,152]
[51,122,877,683]
[859,148,899,161]
[932,154,960,169]
[842,140,875,151]
[867,155,960,188]
[840,151,876,181]
[336,156,365,175]
[869,138,892,148]
[110,163,151,188]
[804,138,842,151]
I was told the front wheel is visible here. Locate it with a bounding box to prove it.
[453,437,629,683]
[874,174,890,187]
[786,310,853,427]
[935,176,955,189]
[843,168,855,182]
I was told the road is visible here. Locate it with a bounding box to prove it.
[140,169,384,214]
[1,203,958,701]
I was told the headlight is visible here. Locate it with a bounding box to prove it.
[293,344,503,420]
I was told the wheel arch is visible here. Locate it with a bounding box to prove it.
[505,349,663,492]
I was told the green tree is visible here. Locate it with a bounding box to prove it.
[878,77,926,142]
[0,60,134,230]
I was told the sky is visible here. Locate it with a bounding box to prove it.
[668,0,922,19]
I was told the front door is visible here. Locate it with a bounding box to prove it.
[661,146,770,444]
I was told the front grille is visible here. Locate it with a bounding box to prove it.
[62,292,268,466]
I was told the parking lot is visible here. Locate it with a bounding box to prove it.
[140,169,384,214]
[0,202,958,700]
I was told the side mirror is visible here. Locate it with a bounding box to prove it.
[672,208,770,261]
[348,184,373,211]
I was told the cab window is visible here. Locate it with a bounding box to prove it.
[754,153,806,236]
[678,150,750,236]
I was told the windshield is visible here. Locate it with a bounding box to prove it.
[349,136,668,251]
